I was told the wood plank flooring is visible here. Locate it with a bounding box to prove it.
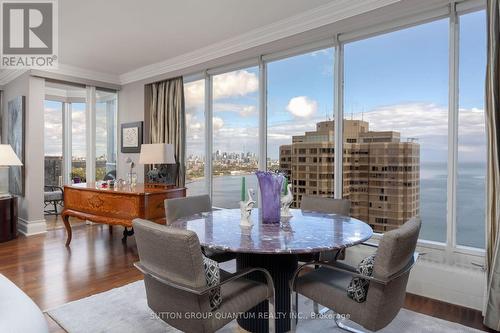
[0,216,495,333]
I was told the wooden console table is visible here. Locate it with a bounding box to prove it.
[61,183,186,246]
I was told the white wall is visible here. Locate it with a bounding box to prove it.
[117,80,145,182]
[2,74,46,235]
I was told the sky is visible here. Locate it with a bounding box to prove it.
[44,98,116,159]
[185,10,487,165]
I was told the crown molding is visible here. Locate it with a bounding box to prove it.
[0,64,121,87]
[44,64,121,85]
[119,0,400,84]
[0,69,27,86]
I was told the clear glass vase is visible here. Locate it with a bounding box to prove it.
[255,171,284,224]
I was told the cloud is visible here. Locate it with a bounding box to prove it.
[213,117,224,131]
[213,70,258,100]
[184,70,258,108]
[184,80,205,107]
[286,96,318,118]
[352,102,486,162]
[214,103,257,117]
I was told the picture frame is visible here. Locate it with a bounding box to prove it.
[7,96,26,196]
[121,121,143,153]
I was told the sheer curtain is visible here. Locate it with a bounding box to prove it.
[144,77,185,187]
[485,0,500,329]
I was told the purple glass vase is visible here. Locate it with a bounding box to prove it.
[256,171,284,224]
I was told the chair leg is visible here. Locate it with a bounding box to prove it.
[334,314,366,333]
[290,291,298,332]
[268,294,276,333]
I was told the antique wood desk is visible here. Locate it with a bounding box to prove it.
[61,183,186,246]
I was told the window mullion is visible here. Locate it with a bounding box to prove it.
[205,73,213,199]
[334,37,344,199]
[259,56,267,171]
[447,5,460,251]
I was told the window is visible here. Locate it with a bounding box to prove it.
[212,67,259,208]
[184,79,207,196]
[343,19,449,239]
[95,89,117,181]
[457,10,487,248]
[267,48,334,207]
[44,100,63,186]
[71,101,87,182]
[44,82,118,185]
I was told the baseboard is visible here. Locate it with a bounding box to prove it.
[17,218,47,236]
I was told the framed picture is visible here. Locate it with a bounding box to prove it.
[121,121,143,153]
[8,96,25,196]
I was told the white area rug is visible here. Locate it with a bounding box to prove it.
[46,280,482,333]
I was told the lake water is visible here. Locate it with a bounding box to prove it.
[186,162,485,248]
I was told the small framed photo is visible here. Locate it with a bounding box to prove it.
[121,121,143,153]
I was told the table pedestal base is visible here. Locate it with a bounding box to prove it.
[236,253,297,333]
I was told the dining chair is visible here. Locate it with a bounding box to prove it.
[299,196,351,261]
[133,218,276,333]
[164,195,236,263]
[290,217,421,333]
[299,196,351,313]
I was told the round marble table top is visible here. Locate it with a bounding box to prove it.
[170,208,373,254]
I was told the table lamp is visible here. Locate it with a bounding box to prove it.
[0,144,23,197]
[139,143,176,183]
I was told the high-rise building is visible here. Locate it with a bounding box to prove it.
[279,120,420,232]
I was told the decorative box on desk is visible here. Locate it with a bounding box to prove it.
[61,182,186,246]
[0,196,18,243]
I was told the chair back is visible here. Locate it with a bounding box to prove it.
[165,194,212,224]
[300,196,351,216]
[133,219,211,330]
[363,217,421,331]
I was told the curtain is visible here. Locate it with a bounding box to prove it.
[485,0,500,330]
[145,77,185,187]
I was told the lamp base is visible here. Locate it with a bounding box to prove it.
[146,164,177,184]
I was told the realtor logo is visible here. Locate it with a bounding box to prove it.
[0,0,58,68]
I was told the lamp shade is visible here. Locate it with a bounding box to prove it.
[0,145,22,166]
[139,143,176,164]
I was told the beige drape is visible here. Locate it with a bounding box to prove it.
[485,0,500,330]
[145,77,185,187]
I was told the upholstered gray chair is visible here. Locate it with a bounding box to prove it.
[291,217,421,332]
[133,219,275,333]
[44,185,64,215]
[299,196,351,313]
[164,195,236,263]
[300,196,351,216]
[299,196,351,260]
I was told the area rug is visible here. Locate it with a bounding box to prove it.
[46,280,482,333]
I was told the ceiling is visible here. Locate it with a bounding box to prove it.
[1,0,419,85]
[59,0,332,75]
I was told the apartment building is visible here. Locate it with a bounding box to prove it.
[280,120,420,232]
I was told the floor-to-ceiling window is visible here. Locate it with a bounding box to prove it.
[44,81,118,185]
[457,10,487,249]
[95,89,117,181]
[343,19,449,239]
[267,48,334,206]
[184,78,207,196]
[71,101,87,182]
[44,100,63,186]
[212,67,259,208]
[186,4,487,253]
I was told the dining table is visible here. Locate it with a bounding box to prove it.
[170,208,373,333]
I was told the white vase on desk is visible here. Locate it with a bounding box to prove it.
[240,188,256,227]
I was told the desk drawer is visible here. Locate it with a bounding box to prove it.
[64,188,142,219]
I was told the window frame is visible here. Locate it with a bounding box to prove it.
[182,0,487,264]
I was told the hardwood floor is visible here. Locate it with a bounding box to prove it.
[0,216,494,333]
